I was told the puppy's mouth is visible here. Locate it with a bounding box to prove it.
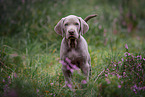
[68,35,76,39]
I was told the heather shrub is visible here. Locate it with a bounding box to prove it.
[98,44,145,96]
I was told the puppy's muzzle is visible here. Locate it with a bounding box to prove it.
[68,29,75,39]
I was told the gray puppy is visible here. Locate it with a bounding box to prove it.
[54,15,91,87]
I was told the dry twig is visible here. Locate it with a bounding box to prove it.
[94,69,105,83]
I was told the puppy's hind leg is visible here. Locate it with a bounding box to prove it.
[80,62,90,82]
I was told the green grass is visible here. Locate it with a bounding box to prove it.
[0,0,145,96]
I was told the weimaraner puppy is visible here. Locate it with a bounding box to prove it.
[54,15,96,88]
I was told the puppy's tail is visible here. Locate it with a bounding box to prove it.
[84,14,97,22]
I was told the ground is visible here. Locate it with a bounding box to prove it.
[0,0,145,96]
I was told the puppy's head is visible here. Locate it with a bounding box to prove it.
[54,15,89,39]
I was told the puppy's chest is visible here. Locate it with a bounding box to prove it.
[67,49,85,63]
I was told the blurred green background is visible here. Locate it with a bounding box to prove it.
[0,0,145,96]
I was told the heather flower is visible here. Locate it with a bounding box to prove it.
[50,83,53,85]
[81,80,87,84]
[14,73,17,78]
[65,57,71,64]
[105,74,108,77]
[123,72,126,75]
[65,81,68,84]
[67,84,72,88]
[131,84,138,94]
[143,58,145,61]
[133,89,137,94]
[128,53,131,56]
[36,89,39,93]
[112,73,115,76]
[133,84,138,89]
[63,82,73,89]
[60,58,80,73]
[70,63,79,70]
[103,32,106,37]
[124,53,127,57]
[131,54,134,58]
[3,79,5,83]
[99,25,102,29]
[8,76,11,84]
[70,69,74,73]
[140,55,142,60]
[118,61,121,64]
[138,63,141,67]
[107,68,109,71]
[137,55,142,60]
[105,78,111,84]
[124,52,131,57]
[121,81,123,84]
[8,76,10,79]
[138,86,145,90]
[125,44,128,49]
[63,84,66,88]
[66,65,71,70]
[60,60,67,66]
[117,74,122,79]
[118,85,121,88]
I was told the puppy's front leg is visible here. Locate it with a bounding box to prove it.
[62,65,72,88]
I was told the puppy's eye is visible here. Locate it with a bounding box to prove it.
[75,23,79,25]
[65,23,68,26]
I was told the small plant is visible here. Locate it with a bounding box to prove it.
[98,44,145,96]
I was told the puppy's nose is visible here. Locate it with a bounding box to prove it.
[68,30,74,35]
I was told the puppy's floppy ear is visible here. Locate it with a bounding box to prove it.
[54,18,65,36]
[78,17,89,35]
